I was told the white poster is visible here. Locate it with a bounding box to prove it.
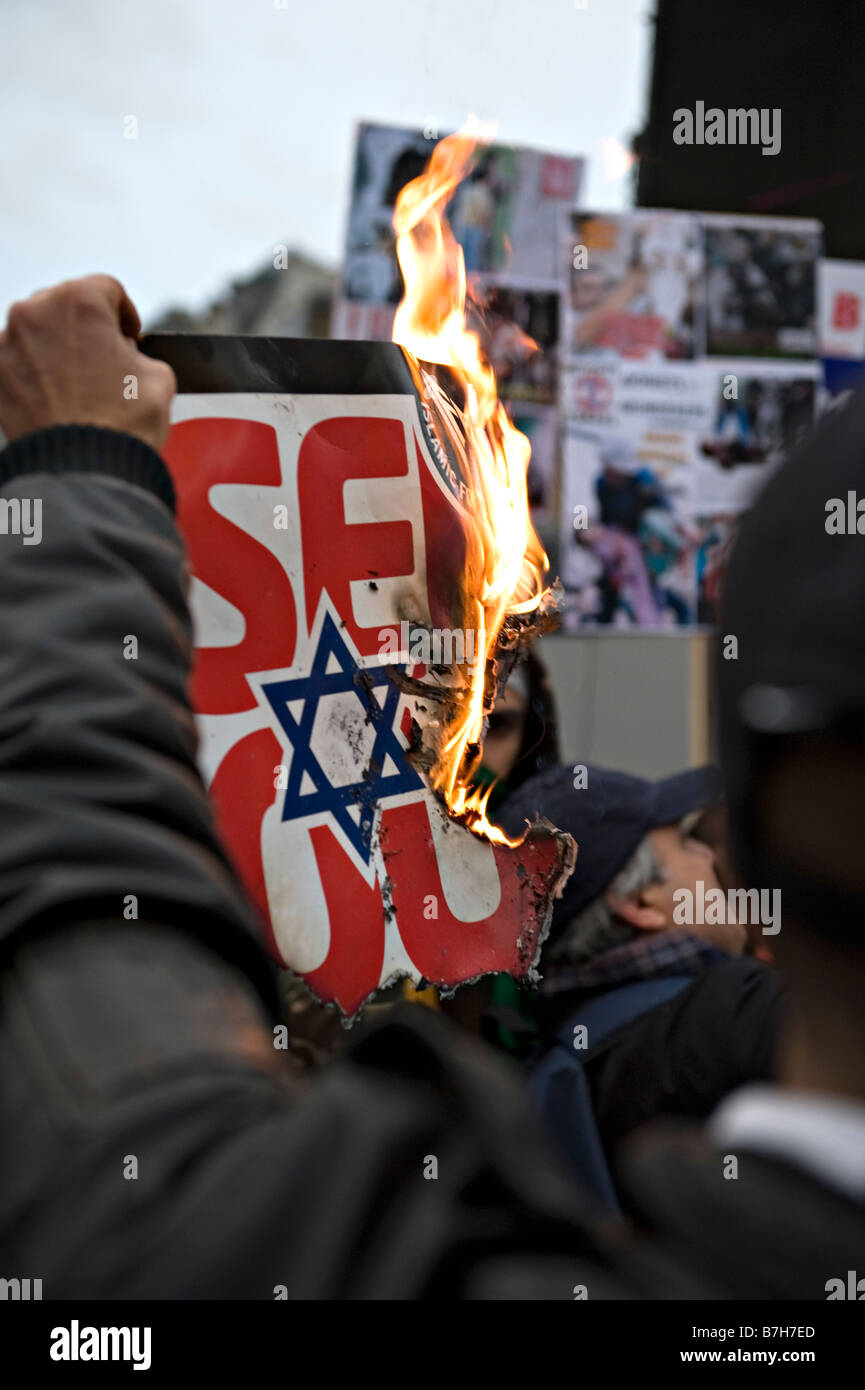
[333,122,584,337]
[819,259,865,361]
[563,209,704,364]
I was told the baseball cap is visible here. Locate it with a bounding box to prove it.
[496,762,722,938]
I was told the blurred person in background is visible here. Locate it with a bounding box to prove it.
[469,650,561,815]
[496,763,781,1211]
[686,383,865,1294]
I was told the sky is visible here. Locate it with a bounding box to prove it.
[0,0,653,325]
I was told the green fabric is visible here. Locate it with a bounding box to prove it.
[489,972,538,1057]
[472,767,537,1055]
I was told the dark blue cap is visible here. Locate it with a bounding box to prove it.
[496,762,722,937]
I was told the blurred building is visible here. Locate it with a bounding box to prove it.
[148,249,336,337]
[636,0,865,260]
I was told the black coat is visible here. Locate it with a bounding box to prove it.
[617,1120,865,1300]
[534,955,782,1168]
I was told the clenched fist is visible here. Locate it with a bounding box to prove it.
[0,274,176,452]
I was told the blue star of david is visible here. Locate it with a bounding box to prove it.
[261,612,422,864]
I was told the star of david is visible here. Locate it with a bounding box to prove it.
[261,612,422,864]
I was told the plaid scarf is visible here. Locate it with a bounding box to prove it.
[538,929,728,999]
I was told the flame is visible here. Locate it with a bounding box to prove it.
[391,121,548,843]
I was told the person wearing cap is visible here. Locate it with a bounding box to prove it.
[596,436,670,536]
[496,762,782,1211]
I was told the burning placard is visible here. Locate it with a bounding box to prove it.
[141,130,575,1018]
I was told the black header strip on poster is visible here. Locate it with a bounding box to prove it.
[139,334,419,396]
[139,333,470,508]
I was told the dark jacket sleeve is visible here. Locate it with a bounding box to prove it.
[0,426,625,1299]
[587,956,783,1160]
[0,425,276,1004]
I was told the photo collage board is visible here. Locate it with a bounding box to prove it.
[333,124,827,631]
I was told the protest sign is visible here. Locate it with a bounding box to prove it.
[141,334,575,1016]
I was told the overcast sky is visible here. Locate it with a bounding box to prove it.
[1,0,652,324]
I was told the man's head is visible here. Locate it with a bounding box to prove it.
[496,762,739,965]
[547,818,743,965]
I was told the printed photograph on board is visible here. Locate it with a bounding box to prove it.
[337,122,582,319]
[695,369,817,512]
[560,430,699,629]
[564,210,704,362]
[703,215,821,358]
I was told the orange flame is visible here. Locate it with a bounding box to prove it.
[391,121,548,842]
